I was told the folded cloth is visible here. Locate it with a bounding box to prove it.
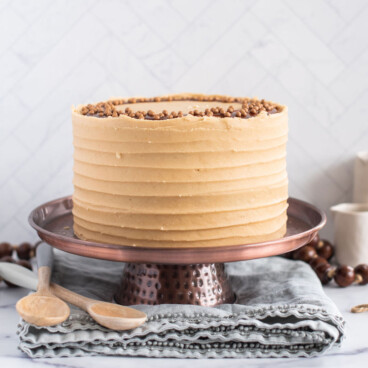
[17,251,345,358]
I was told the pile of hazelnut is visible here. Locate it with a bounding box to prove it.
[0,242,39,287]
[287,235,368,287]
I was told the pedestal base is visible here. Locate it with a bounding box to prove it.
[115,263,236,306]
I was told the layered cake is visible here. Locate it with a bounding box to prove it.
[72,93,288,247]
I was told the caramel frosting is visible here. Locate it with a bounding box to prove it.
[72,93,288,248]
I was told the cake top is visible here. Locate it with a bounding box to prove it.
[77,94,283,120]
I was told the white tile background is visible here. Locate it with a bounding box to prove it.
[1,0,367,243]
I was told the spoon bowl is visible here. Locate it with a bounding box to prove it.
[16,294,70,327]
[15,262,70,327]
[88,301,147,330]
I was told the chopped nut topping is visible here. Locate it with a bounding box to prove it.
[79,95,282,120]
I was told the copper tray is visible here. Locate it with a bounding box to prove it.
[29,196,326,306]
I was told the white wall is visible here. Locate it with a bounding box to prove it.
[1,0,368,243]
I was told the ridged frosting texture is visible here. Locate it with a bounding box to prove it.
[72,94,288,247]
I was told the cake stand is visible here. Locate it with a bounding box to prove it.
[29,196,326,307]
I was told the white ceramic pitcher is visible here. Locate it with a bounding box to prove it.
[330,203,368,266]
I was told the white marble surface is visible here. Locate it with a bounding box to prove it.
[1,283,368,367]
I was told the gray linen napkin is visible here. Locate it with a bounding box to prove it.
[17,251,345,358]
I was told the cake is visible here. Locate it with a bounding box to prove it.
[72,93,288,247]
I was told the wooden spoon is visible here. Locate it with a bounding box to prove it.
[0,261,147,330]
[15,266,70,327]
[50,283,147,330]
[38,242,147,330]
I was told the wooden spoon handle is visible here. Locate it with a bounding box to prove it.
[50,283,94,311]
[36,244,95,312]
[37,266,52,294]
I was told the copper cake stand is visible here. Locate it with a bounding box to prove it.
[29,196,326,307]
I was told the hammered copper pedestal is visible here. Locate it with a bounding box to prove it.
[29,196,326,307]
[117,263,235,306]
